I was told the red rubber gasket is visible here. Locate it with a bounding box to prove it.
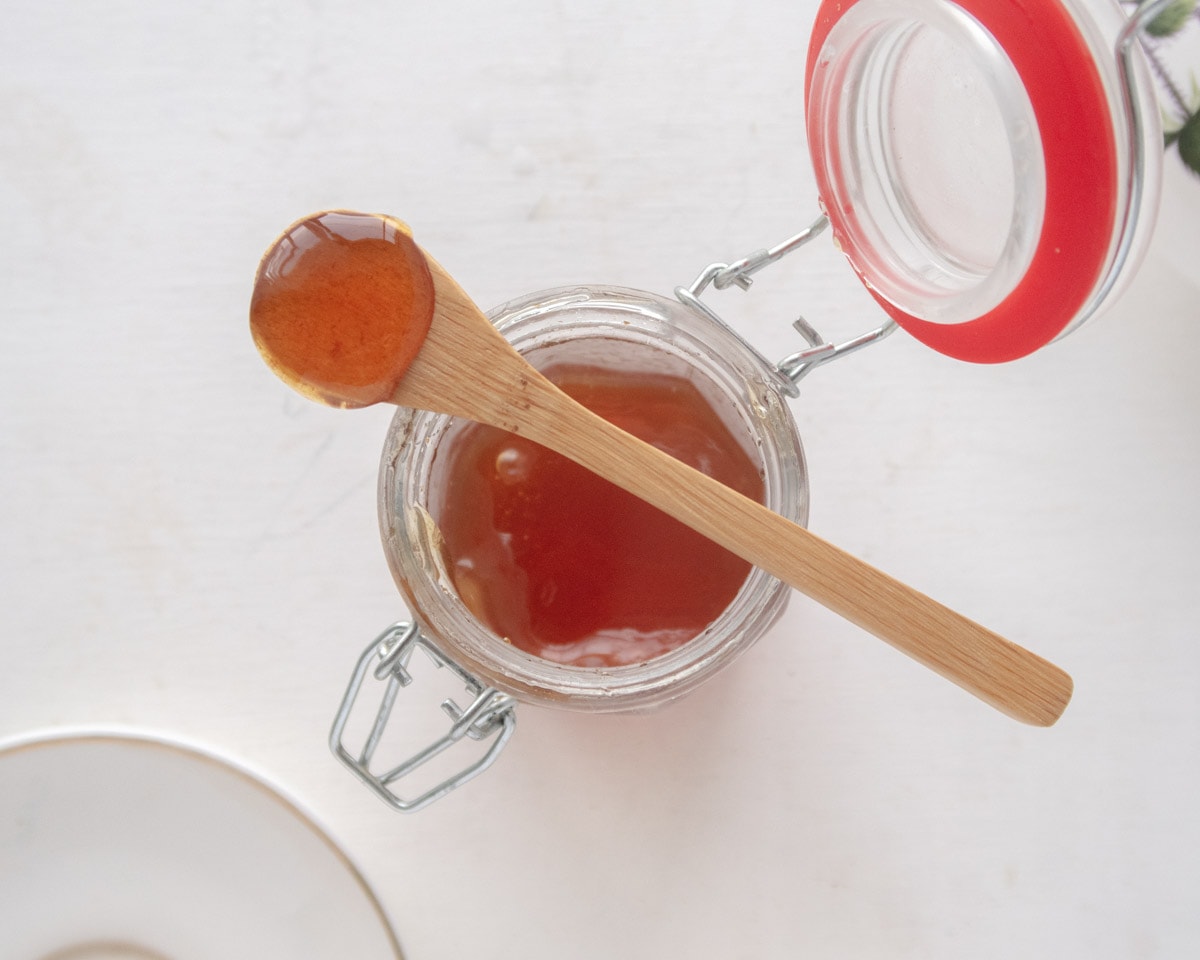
[805,0,1118,363]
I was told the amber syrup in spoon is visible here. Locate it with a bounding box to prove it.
[250,211,435,409]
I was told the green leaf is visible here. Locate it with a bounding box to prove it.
[1177,110,1200,176]
[1141,0,1197,37]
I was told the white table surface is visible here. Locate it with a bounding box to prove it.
[3,2,1199,957]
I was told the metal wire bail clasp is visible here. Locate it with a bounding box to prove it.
[676,213,896,394]
[330,622,517,813]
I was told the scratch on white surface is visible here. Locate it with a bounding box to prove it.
[254,425,375,544]
[0,86,113,239]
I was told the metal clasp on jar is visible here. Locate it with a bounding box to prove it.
[330,622,516,813]
[675,212,897,394]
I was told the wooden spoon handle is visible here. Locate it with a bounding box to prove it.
[397,255,1071,725]
[523,384,1073,726]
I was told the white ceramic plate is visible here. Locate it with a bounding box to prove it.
[0,730,404,960]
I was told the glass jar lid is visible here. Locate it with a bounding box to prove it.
[805,0,1162,362]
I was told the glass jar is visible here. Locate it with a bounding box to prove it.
[380,286,808,711]
[328,0,1168,812]
[330,287,810,811]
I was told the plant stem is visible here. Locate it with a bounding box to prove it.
[1143,37,1192,120]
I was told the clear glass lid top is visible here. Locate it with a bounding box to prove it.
[805,0,1163,362]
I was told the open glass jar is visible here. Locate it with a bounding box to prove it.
[329,0,1167,811]
[382,286,808,711]
[331,287,813,811]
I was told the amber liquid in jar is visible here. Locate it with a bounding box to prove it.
[431,361,765,667]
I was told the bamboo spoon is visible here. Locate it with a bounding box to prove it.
[251,210,1073,726]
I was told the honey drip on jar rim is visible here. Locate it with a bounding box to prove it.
[432,362,766,667]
